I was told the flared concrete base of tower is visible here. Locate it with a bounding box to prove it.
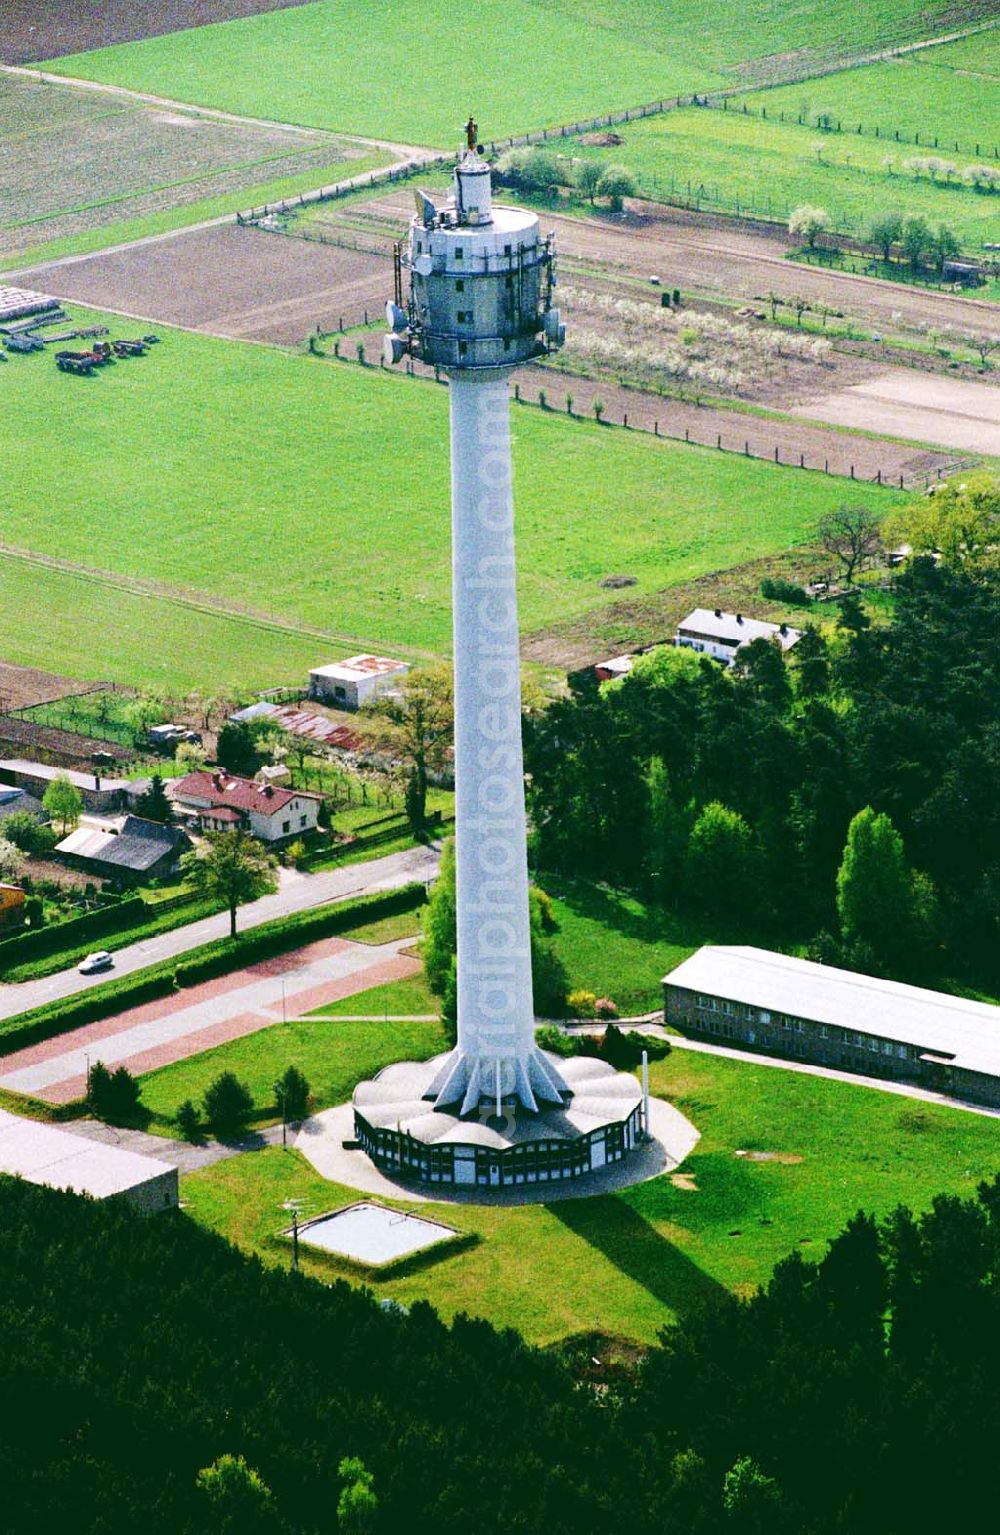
[424,1044,571,1118]
[352,1052,644,1192]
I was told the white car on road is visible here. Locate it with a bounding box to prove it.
[78,951,114,976]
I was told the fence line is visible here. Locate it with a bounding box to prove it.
[711,92,1000,166]
[315,344,943,490]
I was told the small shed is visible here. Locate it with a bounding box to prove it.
[309,655,409,711]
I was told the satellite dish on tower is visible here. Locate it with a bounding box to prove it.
[385,301,407,333]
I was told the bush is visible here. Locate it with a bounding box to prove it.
[566,989,597,1019]
[87,1061,142,1123]
[0,811,56,855]
[594,997,619,1020]
[176,1098,205,1143]
[0,896,148,970]
[203,1072,254,1137]
[534,1023,577,1058]
[760,577,810,605]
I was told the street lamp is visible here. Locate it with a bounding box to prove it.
[281,1198,305,1271]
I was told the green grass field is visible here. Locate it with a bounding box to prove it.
[569,98,1000,247]
[181,1046,1000,1344]
[139,1016,448,1133]
[1,309,905,692]
[745,34,1000,156]
[39,0,981,147]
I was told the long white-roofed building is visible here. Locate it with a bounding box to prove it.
[663,946,1000,1108]
[0,1111,178,1212]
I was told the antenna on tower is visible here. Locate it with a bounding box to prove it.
[464,115,478,152]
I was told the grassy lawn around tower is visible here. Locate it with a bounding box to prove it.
[0,308,906,689]
[138,1016,449,1134]
[37,0,985,147]
[180,1044,1000,1345]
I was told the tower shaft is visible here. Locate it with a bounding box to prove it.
[426,373,567,1114]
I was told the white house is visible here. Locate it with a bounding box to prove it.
[171,771,322,844]
[674,608,801,665]
[309,655,409,711]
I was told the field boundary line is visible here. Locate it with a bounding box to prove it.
[0,543,441,663]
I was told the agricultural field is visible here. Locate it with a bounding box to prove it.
[0,0,318,66]
[746,31,1000,156]
[181,1046,1000,1344]
[567,96,1000,249]
[0,305,905,689]
[0,76,387,271]
[37,0,993,147]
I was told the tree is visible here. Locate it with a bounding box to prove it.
[361,664,453,830]
[883,472,1000,569]
[0,810,55,855]
[731,636,792,712]
[644,757,688,902]
[216,720,264,777]
[175,739,207,774]
[175,1098,204,1142]
[0,837,26,884]
[495,146,562,194]
[788,204,829,248]
[721,1456,784,1532]
[422,836,456,995]
[181,829,277,937]
[196,1454,275,1534]
[42,772,82,835]
[337,1456,377,1535]
[122,692,163,746]
[790,625,830,699]
[869,210,903,262]
[931,221,960,273]
[685,802,757,914]
[901,214,932,270]
[134,773,171,824]
[87,1061,142,1124]
[203,1071,254,1137]
[576,158,602,203]
[596,164,636,211]
[836,806,921,966]
[273,1064,310,1123]
[816,502,883,586]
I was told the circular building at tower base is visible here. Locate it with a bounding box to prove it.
[352,1052,642,1191]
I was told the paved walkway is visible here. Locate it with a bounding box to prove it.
[0,936,419,1103]
[0,844,438,1025]
[68,1116,287,1173]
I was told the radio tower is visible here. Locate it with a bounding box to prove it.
[384,119,568,1118]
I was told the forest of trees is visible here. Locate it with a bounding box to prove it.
[524,559,1000,988]
[5,1174,1000,1533]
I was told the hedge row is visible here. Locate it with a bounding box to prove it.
[0,883,427,1060]
[173,883,426,987]
[0,896,148,969]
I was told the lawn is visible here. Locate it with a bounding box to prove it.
[543,879,707,1015]
[568,99,1000,248]
[38,0,975,147]
[307,972,439,1017]
[140,1016,448,1131]
[1,309,906,691]
[744,35,1000,158]
[181,1045,1000,1344]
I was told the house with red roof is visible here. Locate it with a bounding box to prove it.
[171,771,323,845]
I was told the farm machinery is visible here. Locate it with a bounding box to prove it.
[53,335,161,375]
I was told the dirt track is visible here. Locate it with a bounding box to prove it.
[2,0,316,65]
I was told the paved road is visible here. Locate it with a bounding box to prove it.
[0,844,438,1025]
